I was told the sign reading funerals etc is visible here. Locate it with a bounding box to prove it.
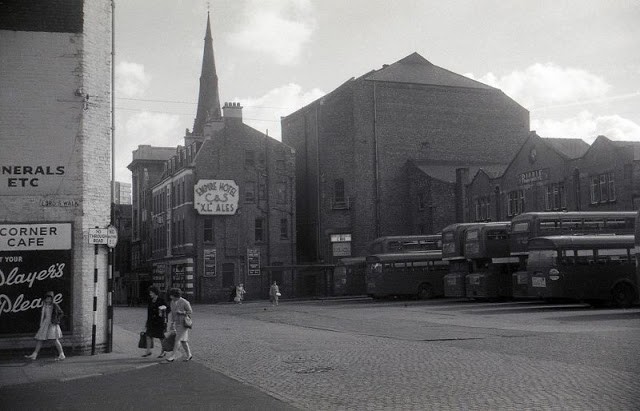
[247,248,261,276]
[0,223,72,335]
[194,179,239,215]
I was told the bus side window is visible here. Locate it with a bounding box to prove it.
[575,249,594,265]
[540,220,560,232]
[561,249,574,265]
[583,219,605,231]
[597,248,630,264]
[561,219,582,231]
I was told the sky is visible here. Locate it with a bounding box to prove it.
[113,0,640,183]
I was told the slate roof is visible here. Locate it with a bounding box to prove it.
[612,140,640,161]
[365,52,494,90]
[542,138,590,159]
[411,160,505,184]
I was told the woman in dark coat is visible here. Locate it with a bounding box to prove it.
[142,286,170,358]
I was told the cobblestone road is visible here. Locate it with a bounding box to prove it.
[116,299,640,410]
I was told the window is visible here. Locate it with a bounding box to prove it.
[280,218,288,239]
[258,182,266,201]
[507,190,524,216]
[245,182,256,203]
[276,182,287,204]
[334,179,345,204]
[545,182,566,211]
[475,196,490,221]
[418,191,426,210]
[255,218,264,242]
[591,172,616,204]
[204,218,213,242]
[245,150,255,167]
[276,159,285,172]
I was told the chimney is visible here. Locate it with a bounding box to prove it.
[455,168,470,223]
[222,102,243,122]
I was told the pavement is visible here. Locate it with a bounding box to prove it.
[0,314,297,410]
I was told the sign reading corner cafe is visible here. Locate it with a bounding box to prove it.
[0,223,72,335]
[194,179,239,215]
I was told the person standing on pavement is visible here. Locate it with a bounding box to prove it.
[235,283,246,304]
[142,286,170,358]
[269,281,280,306]
[166,288,193,362]
[24,291,66,361]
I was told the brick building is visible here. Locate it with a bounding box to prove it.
[0,0,113,353]
[140,14,295,302]
[282,53,530,263]
[465,133,640,221]
[127,145,175,304]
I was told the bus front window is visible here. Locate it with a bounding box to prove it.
[527,250,558,269]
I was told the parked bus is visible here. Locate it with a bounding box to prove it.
[365,251,448,299]
[333,257,367,296]
[509,211,636,256]
[367,234,442,255]
[525,235,638,307]
[464,222,520,299]
[510,211,636,298]
[442,223,480,297]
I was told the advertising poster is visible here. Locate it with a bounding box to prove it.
[0,223,73,336]
[203,248,216,277]
[193,179,239,215]
[247,248,261,276]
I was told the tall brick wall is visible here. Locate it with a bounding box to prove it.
[0,0,113,353]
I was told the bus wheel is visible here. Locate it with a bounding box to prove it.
[611,283,636,308]
[417,284,433,300]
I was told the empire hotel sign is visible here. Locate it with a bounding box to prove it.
[194,179,239,215]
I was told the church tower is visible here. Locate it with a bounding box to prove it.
[191,12,222,136]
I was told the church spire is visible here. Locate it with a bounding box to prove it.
[192,12,221,135]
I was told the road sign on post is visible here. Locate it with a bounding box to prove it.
[106,225,118,248]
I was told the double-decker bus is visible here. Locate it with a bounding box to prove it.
[464,222,519,299]
[526,235,638,307]
[333,257,367,296]
[365,251,448,299]
[367,234,442,254]
[510,211,636,298]
[442,223,479,297]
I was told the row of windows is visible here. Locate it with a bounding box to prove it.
[244,149,287,173]
[153,217,291,251]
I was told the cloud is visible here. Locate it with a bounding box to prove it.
[235,83,325,138]
[114,111,182,182]
[532,111,640,143]
[465,63,610,108]
[228,0,315,65]
[116,62,151,98]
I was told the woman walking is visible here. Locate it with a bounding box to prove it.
[142,286,170,358]
[235,283,246,304]
[165,288,193,362]
[24,291,66,361]
[269,281,280,306]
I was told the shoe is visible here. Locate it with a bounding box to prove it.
[55,354,66,361]
[157,352,166,358]
[165,357,175,362]
[183,355,193,362]
[141,352,152,357]
[24,354,37,360]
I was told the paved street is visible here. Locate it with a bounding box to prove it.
[114,298,640,410]
[2,298,640,410]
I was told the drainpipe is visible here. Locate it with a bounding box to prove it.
[315,104,322,261]
[373,82,380,238]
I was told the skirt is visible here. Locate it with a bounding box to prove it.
[34,323,62,341]
[175,324,189,342]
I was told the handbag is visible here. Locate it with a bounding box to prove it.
[162,332,176,351]
[276,292,281,297]
[138,332,149,349]
[184,315,193,329]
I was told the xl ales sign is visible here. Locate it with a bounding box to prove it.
[0,223,72,335]
[194,179,239,215]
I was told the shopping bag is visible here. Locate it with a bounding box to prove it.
[138,332,147,349]
[162,332,176,352]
